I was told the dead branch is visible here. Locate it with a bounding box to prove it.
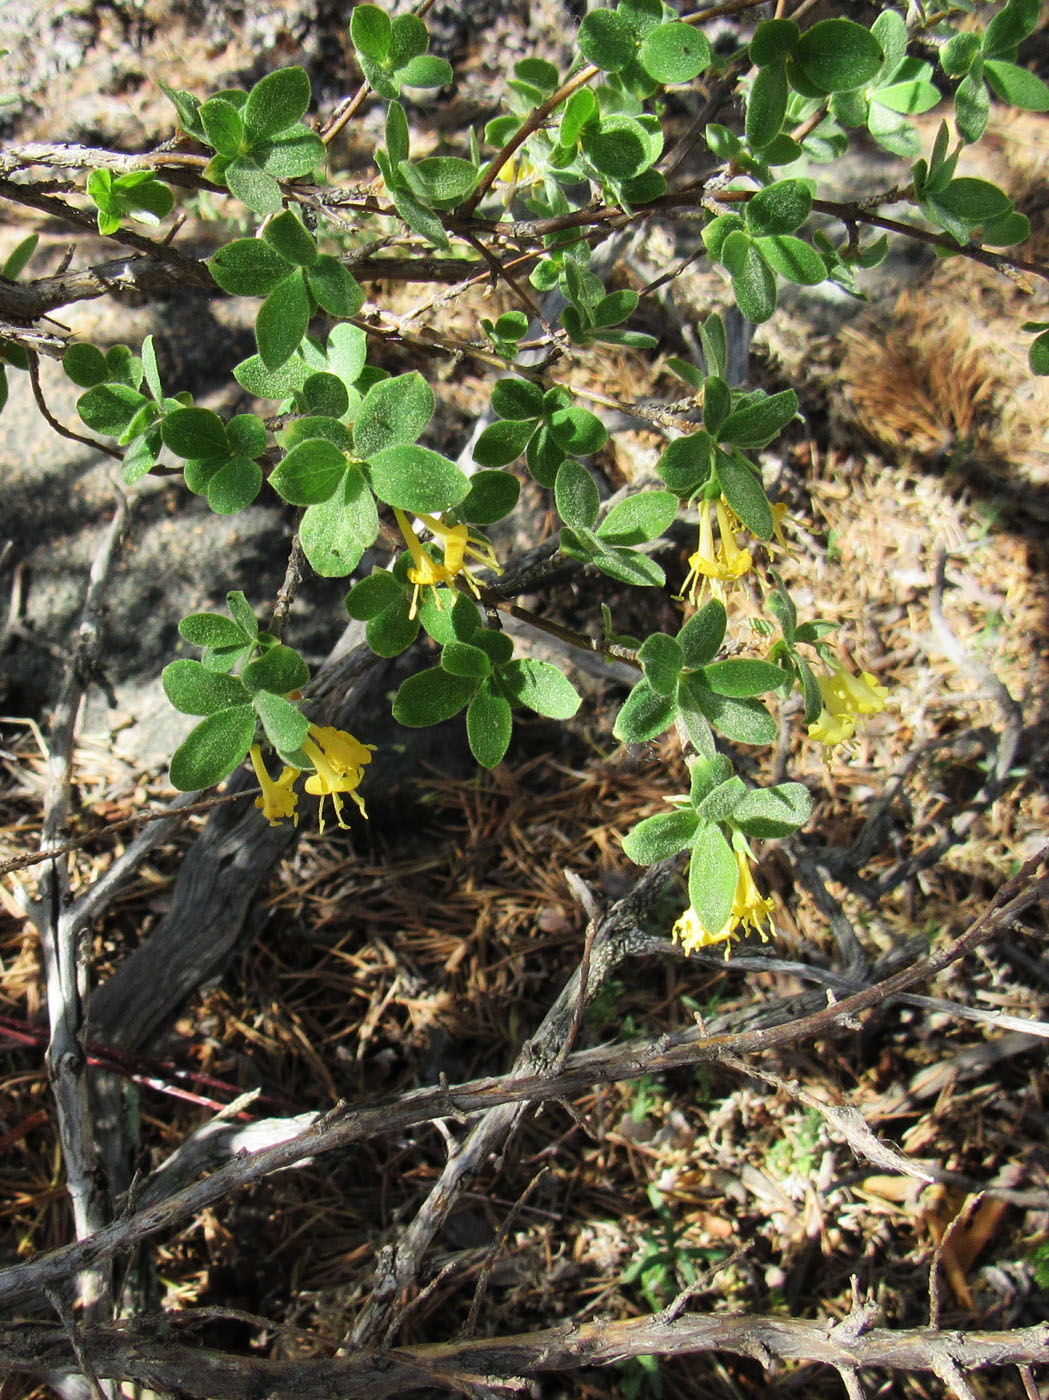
[1,845,1043,1315]
[1,1313,1046,1399]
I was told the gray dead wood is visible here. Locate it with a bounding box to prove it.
[2,1315,1047,1399]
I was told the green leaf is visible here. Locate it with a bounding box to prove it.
[305,256,363,317]
[279,414,353,453]
[593,547,665,588]
[471,628,513,665]
[687,823,737,934]
[244,66,312,141]
[361,591,415,656]
[345,569,405,619]
[270,438,347,505]
[732,781,812,838]
[161,406,229,459]
[722,233,776,324]
[715,452,773,539]
[719,388,798,449]
[412,156,479,205]
[442,640,491,679]
[200,96,244,158]
[639,22,711,84]
[178,613,249,649]
[387,53,444,87]
[242,644,311,695]
[158,79,206,138]
[703,658,791,696]
[76,383,147,435]
[622,807,699,865]
[549,406,607,456]
[1028,330,1049,375]
[254,129,326,178]
[263,209,317,266]
[555,458,600,530]
[499,658,581,719]
[366,444,469,513]
[234,351,311,397]
[750,18,800,67]
[256,271,310,369]
[252,690,310,753]
[140,334,163,402]
[954,67,990,144]
[459,469,520,524]
[525,421,566,487]
[467,684,513,768]
[746,61,788,150]
[938,177,1012,223]
[169,706,256,790]
[613,676,677,743]
[492,376,545,420]
[299,465,379,577]
[419,589,479,646]
[578,9,636,71]
[208,238,292,296]
[298,372,350,418]
[746,179,813,236]
[206,455,262,514]
[983,60,1049,111]
[393,667,479,725]
[638,632,684,696]
[351,3,391,61]
[677,598,726,668]
[354,371,433,456]
[795,18,883,94]
[581,114,653,180]
[224,156,282,216]
[984,0,1040,56]
[694,775,746,825]
[688,679,777,745]
[225,591,258,638]
[162,659,249,715]
[473,417,535,467]
[755,234,825,286]
[597,490,677,545]
[658,432,713,497]
[63,343,109,388]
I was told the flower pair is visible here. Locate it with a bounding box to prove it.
[250,723,375,832]
[394,509,501,619]
[679,496,754,606]
[807,664,889,750]
[673,846,776,958]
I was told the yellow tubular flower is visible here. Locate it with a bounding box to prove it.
[395,509,501,618]
[301,723,376,831]
[673,849,776,959]
[678,497,754,607]
[808,663,889,751]
[250,744,300,827]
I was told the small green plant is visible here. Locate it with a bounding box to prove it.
[620,1185,721,1310]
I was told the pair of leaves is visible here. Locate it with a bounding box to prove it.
[393,636,581,769]
[939,0,1048,143]
[86,168,174,236]
[613,598,790,753]
[208,219,365,371]
[473,377,609,487]
[163,67,325,215]
[161,405,268,514]
[164,602,312,789]
[556,464,677,588]
[349,5,453,101]
[162,67,325,215]
[578,7,711,87]
[703,179,825,323]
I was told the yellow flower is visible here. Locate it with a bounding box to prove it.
[678,497,753,606]
[807,663,889,750]
[673,849,776,958]
[250,744,300,827]
[395,509,501,619]
[300,723,376,831]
